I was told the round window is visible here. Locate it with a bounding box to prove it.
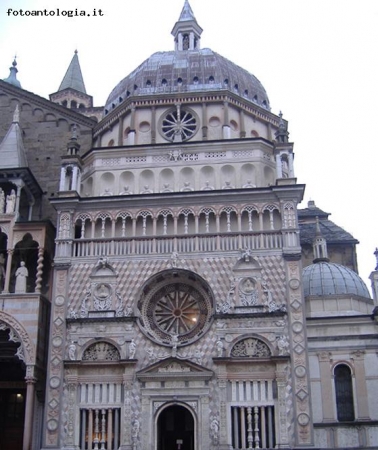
[159,107,198,142]
[137,270,214,346]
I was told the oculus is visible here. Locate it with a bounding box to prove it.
[138,269,214,346]
[159,106,198,142]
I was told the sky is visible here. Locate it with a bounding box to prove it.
[1,0,377,291]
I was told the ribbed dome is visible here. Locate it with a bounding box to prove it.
[105,49,270,113]
[302,262,370,298]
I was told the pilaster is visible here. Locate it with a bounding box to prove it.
[284,254,314,447]
[42,263,71,449]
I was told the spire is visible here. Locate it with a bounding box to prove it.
[3,57,22,88]
[178,0,196,21]
[172,0,203,51]
[0,105,28,168]
[374,248,378,271]
[58,50,86,94]
[312,216,329,263]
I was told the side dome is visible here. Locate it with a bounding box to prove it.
[105,49,270,113]
[302,261,370,298]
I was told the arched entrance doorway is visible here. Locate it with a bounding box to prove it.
[0,328,26,450]
[157,404,195,450]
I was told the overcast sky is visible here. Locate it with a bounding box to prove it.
[1,0,377,291]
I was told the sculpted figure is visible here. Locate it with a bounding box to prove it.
[5,189,16,214]
[201,180,214,190]
[68,342,76,360]
[181,182,193,192]
[120,185,132,195]
[222,180,234,189]
[216,338,224,357]
[129,339,137,359]
[15,261,28,293]
[101,188,113,196]
[243,180,256,188]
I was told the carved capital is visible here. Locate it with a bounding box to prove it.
[317,351,332,362]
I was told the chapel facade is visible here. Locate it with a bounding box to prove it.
[0,2,377,450]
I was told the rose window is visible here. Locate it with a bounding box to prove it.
[160,106,198,142]
[138,270,214,346]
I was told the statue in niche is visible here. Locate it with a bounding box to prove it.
[222,181,234,189]
[181,181,193,191]
[141,184,153,194]
[101,188,113,196]
[161,183,172,193]
[201,180,214,190]
[5,189,16,214]
[119,185,132,195]
[15,261,28,293]
[243,180,256,188]
[0,188,5,213]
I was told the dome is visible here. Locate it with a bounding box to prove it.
[3,59,22,89]
[105,49,270,113]
[302,261,370,298]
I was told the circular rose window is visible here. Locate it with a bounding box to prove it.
[159,106,198,142]
[137,270,214,346]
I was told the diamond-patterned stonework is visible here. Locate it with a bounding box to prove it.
[296,389,308,401]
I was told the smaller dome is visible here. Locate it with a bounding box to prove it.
[302,262,370,298]
[3,59,22,88]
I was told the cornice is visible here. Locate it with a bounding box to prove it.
[94,90,282,137]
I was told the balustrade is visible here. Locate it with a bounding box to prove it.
[63,231,284,259]
[231,405,275,449]
[80,408,120,450]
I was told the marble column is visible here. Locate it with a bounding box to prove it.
[23,372,36,450]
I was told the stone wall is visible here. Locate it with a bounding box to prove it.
[0,81,95,223]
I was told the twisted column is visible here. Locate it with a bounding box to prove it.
[35,247,44,293]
